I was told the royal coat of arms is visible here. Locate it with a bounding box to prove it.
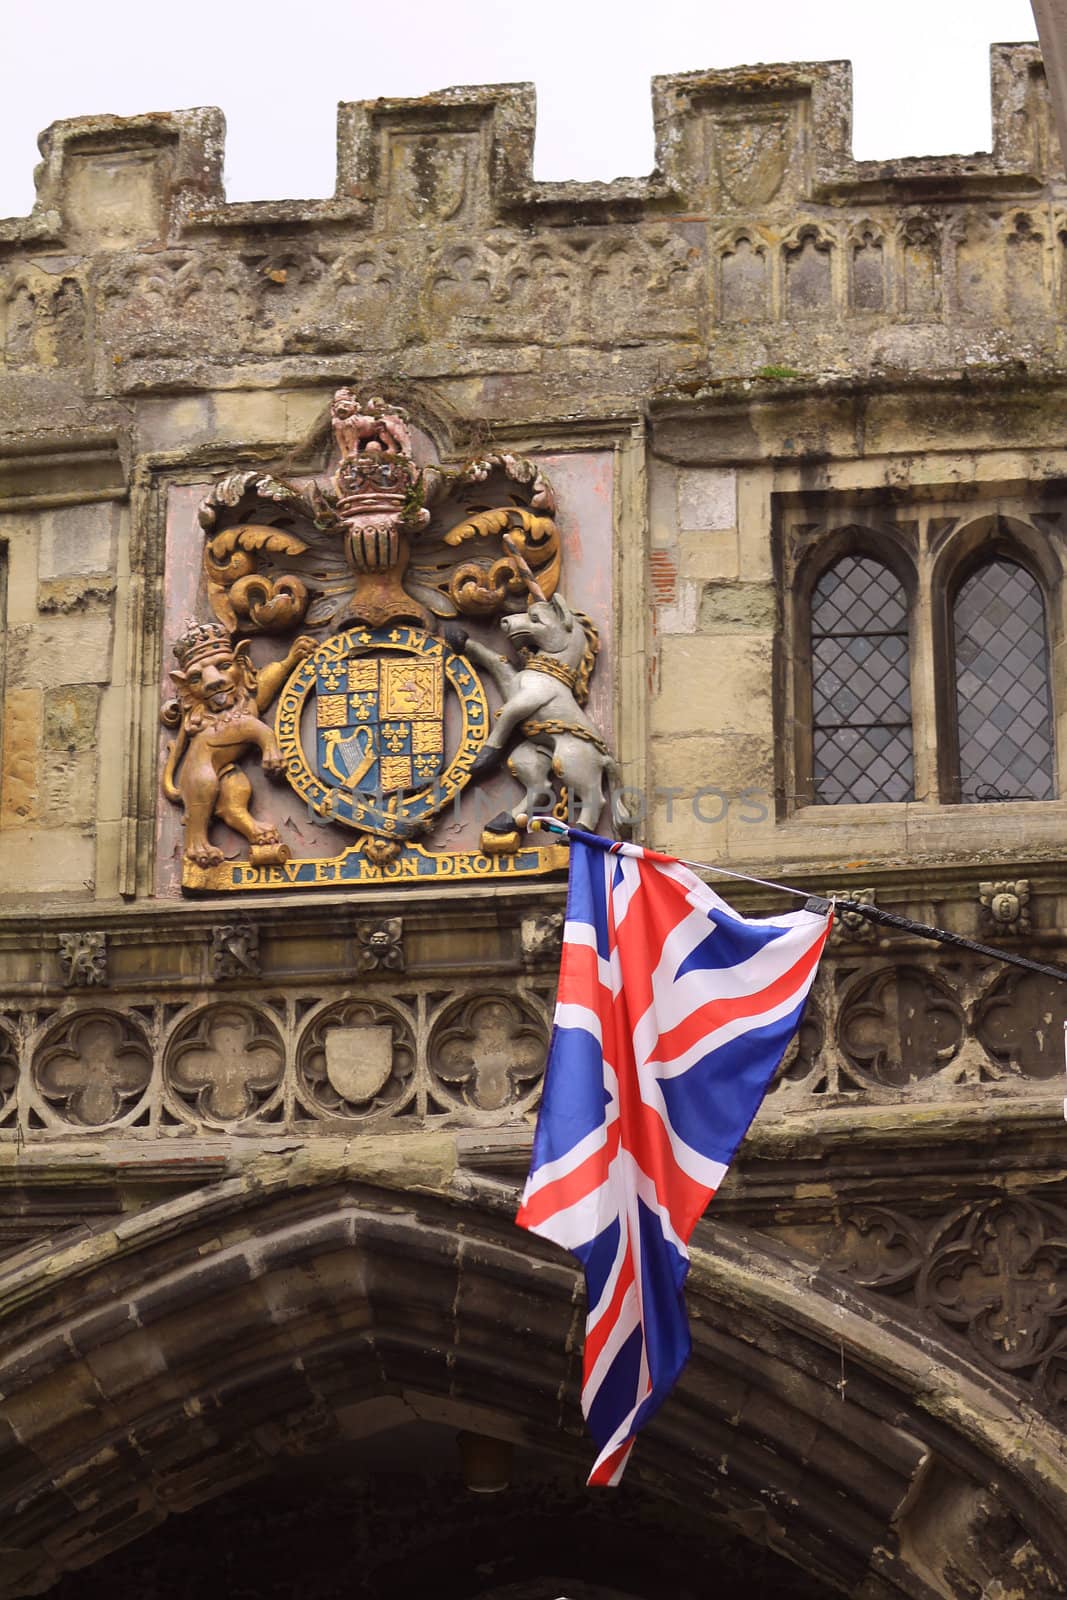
[161,390,622,891]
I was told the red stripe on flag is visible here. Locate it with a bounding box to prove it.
[587,1438,634,1487]
[515,1125,620,1232]
[583,1248,636,1380]
[653,931,828,1061]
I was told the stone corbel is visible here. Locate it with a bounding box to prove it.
[355,918,404,973]
[210,922,261,981]
[58,931,108,988]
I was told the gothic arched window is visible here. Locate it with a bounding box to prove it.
[953,558,1055,802]
[810,555,914,804]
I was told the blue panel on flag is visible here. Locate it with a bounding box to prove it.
[585,1322,644,1448]
[566,847,612,962]
[572,1217,622,1312]
[657,1001,809,1167]
[674,914,789,979]
[530,1024,611,1168]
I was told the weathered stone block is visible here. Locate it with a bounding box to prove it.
[654,636,773,737]
[0,828,94,894]
[698,582,776,632]
[678,528,739,583]
[6,617,113,689]
[677,468,737,531]
[650,730,775,800]
[38,503,117,581]
[65,150,166,249]
[736,470,774,581]
[40,751,96,826]
[42,685,99,752]
[36,576,116,614]
[0,689,41,825]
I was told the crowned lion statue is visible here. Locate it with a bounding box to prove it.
[162,619,315,868]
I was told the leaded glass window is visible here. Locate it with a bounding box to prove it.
[811,556,914,804]
[953,559,1054,802]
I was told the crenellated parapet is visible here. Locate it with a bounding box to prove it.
[1,46,1066,402]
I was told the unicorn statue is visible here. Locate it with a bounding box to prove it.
[445,591,624,833]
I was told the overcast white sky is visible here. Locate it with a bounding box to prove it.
[0,0,1041,218]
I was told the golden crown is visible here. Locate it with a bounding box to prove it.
[173,617,233,671]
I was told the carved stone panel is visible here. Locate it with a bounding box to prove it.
[58,931,107,988]
[383,133,479,228]
[521,911,564,967]
[829,889,877,947]
[829,1196,1067,1404]
[919,1198,1067,1372]
[784,227,833,318]
[355,918,404,973]
[838,966,964,1088]
[33,1011,151,1129]
[709,110,796,208]
[428,993,547,1116]
[978,879,1031,937]
[164,1004,284,1126]
[718,234,769,323]
[296,998,415,1122]
[977,971,1067,1079]
[210,922,260,981]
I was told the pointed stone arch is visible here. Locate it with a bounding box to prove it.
[0,1161,1064,1597]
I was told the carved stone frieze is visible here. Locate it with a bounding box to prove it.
[765,945,1067,1101]
[210,922,260,981]
[428,992,547,1116]
[32,1011,151,1128]
[826,1195,1067,1417]
[58,931,107,988]
[296,997,415,1121]
[164,1004,284,1126]
[979,878,1032,936]
[355,918,404,974]
[424,228,701,348]
[0,932,1065,1143]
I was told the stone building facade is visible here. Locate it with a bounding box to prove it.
[2,44,1067,1599]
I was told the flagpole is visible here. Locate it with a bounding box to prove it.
[526,814,1067,986]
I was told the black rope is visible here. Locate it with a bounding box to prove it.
[835,899,1067,984]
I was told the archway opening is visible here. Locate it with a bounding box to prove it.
[48,1417,834,1600]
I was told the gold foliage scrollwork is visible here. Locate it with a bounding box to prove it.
[205,525,310,632]
[195,417,564,636]
[441,506,560,615]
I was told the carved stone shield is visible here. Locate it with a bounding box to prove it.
[392,136,471,222]
[713,115,791,206]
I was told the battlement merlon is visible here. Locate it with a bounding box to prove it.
[0,43,1060,251]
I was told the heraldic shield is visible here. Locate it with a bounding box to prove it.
[317,647,445,797]
[279,625,488,843]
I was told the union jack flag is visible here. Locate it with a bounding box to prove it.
[516,829,831,1485]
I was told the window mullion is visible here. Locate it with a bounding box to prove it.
[910,537,940,806]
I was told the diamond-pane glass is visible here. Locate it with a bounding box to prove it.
[811,555,913,804]
[954,560,1054,802]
